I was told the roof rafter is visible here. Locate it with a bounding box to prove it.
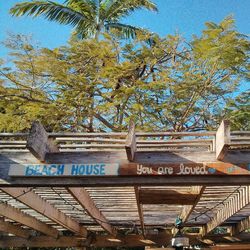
[134,186,145,236]
[68,187,117,236]
[0,218,31,239]
[1,187,88,237]
[180,186,206,222]
[0,202,59,238]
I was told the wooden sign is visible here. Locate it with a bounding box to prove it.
[8,163,119,176]
[8,162,250,177]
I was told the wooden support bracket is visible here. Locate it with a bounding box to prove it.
[216,120,231,161]
[26,121,59,161]
[125,120,137,161]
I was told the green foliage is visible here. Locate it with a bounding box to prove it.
[0,17,249,132]
[10,0,157,39]
[225,91,250,130]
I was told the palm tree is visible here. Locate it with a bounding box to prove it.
[10,0,157,39]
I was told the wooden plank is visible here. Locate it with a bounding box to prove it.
[56,138,126,143]
[0,219,30,239]
[137,139,213,144]
[1,188,87,237]
[59,143,211,148]
[50,132,127,138]
[136,131,216,137]
[0,141,26,145]
[125,120,137,161]
[1,149,250,187]
[204,186,250,235]
[134,187,145,236]
[216,120,231,160]
[26,121,58,161]
[0,133,28,137]
[139,189,198,205]
[68,188,117,236]
[232,216,250,235]
[59,144,125,148]
[0,202,59,238]
[8,162,250,177]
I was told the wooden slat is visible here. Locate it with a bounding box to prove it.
[0,219,30,239]
[2,188,87,237]
[56,138,125,143]
[204,186,250,235]
[59,144,124,148]
[0,145,26,149]
[139,189,198,205]
[216,120,231,160]
[0,202,59,238]
[125,120,137,161]
[136,131,216,137]
[134,187,145,236]
[50,132,127,138]
[0,141,26,145]
[137,139,213,144]
[0,133,28,137]
[26,121,59,161]
[68,188,117,236]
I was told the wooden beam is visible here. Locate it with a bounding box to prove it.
[125,120,136,161]
[216,120,231,160]
[1,188,87,237]
[0,218,30,239]
[139,189,199,205]
[1,149,250,187]
[0,202,59,238]
[211,244,250,250]
[2,175,250,187]
[0,236,84,248]
[179,186,206,222]
[68,188,117,236]
[172,186,205,236]
[134,187,145,236]
[232,216,250,235]
[204,186,250,235]
[26,121,58,161]
[0,232,173,248]
[3,233,250,248]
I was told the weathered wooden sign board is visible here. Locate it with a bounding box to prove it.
[8,162,250,177]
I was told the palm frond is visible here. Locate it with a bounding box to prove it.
[105,22,139,39]
[103,0,157,22]
[10,1,89,26]
[64,0,96,19]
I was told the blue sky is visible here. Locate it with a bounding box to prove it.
[0,0,249,57]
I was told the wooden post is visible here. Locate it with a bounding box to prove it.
[216,120,230,160]
[125,120,137,161]
[26,121,59,161]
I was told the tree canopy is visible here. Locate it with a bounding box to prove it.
[0,17,249,132]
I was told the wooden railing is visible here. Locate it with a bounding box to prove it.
[0,121,249,161]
